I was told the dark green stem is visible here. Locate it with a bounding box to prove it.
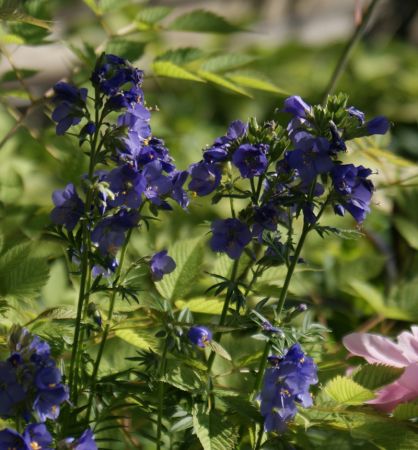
[85,229,132,421]
[68,88,103,401]
[207,258,240,372]
[321,0,381,103]
[156,339,168,450]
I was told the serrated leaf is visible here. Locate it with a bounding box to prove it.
[196,70,251,97]
[115,328,157,351]
[324,376,375,406]
[136,6,172,25]
[193,404,239,450]
[155,47,204,65]
[155,238,204,301]
[201,54,255,73]
[0,242,49,298]
[168,10,240,34]
[220,396,262,423]
[175,297,224,314]
[152,61,204,82]
[393,401,418,420]
[106,39,146,62]
[227,70,288,94]
[164,364,203,392]
[212,254,234,279]
[353,364,404,390]
[208,340,231,361]
[31,307,76,322]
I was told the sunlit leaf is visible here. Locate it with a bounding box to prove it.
[168,10,240,33]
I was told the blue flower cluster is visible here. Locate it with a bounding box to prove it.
[50,54,183,279]
[188,95,389,260]
[259,343,318,433]
[0,327,96,449]
[188,326,212,348]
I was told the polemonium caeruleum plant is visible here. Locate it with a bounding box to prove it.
[2,53,404,450]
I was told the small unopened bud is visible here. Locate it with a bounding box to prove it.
[297,304,308,312]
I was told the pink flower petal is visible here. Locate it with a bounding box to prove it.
[343,333,409,368]
[397,331,418,363]
[367,364,418,412]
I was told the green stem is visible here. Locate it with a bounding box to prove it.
[85,229,133,421]
[251,222,309,397]
[321,0,381,103]
[68,89,102,401]
[156,339,168,450]
[207,258,240,372]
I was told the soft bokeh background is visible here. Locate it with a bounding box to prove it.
[0,1,417,447]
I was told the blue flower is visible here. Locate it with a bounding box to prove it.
[61,428,97,450]
[259,343,317,433]
[143,161,173,207]
[347,106,365,124]
[282,96,311,118]
[52,82,87,135]
[106,164,146,209]
[188,161,221,196]
[210,218,252,259]
[34,367,62,390]
[331,164,374,223]
[0,428,28,450]
[285,135,334,186]
[91,210,139,256]
[118,104,151,139]
[23,423,53,450]
[232,143,269,178]
[150,250,176,281]
[170,170,189,209]
[188,326,212,348]
[0,361,26,418]
[34,385,69,422]
[50,183,84,231]
[203,120,247,163]
[91,54,143,101]
[366,116,390,135]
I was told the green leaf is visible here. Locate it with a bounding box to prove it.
[0,33,25,44]
[155,47,204,65]
[136,6,172,26]
[353,364,404,390]
[106,38,146,62]
[164,363,203,392]
[196,70,251,97]
[393,217,418,250]
[227,70,288,94]
[0,1,52,30]
[155,238,204,301]
[201,54,255,73]
[324,376,375,406]
[100,0,132,13]
[393,401,418,420]
[175,297,224,314]
[152,61,205,82]
[115,328,157,351]
[0,69,38,83]
[168,10,240,33]
[193,404,239,450]
[0,242,49,298]
[82,0,102,15]
[208,340,231,361]
[362,144,415,168]
[211,254,234,279]
[220,396,262,423]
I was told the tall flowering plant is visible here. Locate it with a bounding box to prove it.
[5,51,412,450]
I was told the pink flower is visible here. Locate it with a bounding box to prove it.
[343,326,418,412]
